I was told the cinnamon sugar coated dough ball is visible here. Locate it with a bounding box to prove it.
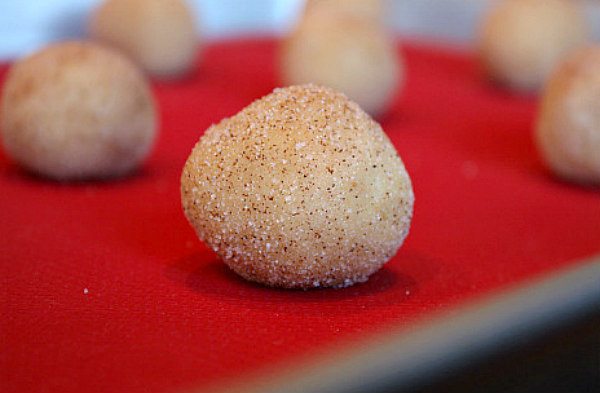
[90,0,198,78]
[0,42,157,180]
[280,4,401,116]
[181,85,414,289]
[536,47,600,184]
[479,0,588,92]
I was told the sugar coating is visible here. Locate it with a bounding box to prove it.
[89,0,198,78]
[0,41,157,180]
[181,84,414,289]
[536,47,600,184]
[280,3,401,117]
[479,0,588,92]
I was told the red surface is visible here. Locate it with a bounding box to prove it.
[1,39,599,393]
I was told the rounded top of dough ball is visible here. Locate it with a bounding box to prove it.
[479,0,588,92]
[280,7,401,117]
[305,0,384,22]
[535,46,600,184]
[181,84,414,289]
[89,0,198,78]
[1,41,157,180]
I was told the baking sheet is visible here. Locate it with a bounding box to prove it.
[2,39,599,393]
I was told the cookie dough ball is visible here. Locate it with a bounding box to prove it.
[305,0,383,22]
[0,41,157,180]
[535,47,600,184]
[479,0,588,92]
[280,6,402,116]
[181,85,414,289]
[89,0,198,78]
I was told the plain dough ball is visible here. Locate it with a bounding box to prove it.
[305,0,384,22]
[1,41,157,180]
[479,0,588,92]
[280,5,402,116]
[181,85,414,289]
[89,0,198,78]
[535,47,600,184]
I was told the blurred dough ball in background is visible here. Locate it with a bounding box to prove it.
[280,0,402,117]
[304,0,383,21]
[535,46,600,185]
[89,0,198,78]
[479,0,589,92]
[0,41,157,180]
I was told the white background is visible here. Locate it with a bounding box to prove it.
[0,0,598,60]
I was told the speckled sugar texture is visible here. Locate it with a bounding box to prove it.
[181,84,414,289]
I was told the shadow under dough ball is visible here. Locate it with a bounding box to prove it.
[479,0,588,92]
[536,47,600,185]
[181,85,414,289]
[0,41,157,180]
[89,0,198,78]
[280,6,402,117]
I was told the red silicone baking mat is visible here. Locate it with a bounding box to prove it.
[1,39,599,393]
